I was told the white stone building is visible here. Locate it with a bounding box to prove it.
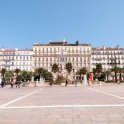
[0,48,33,71]
[33,41,92,73]
[91,46,124,70]
[14,49,33,71]
[0,49,15,70]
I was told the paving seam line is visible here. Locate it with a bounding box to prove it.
[0,89,43,107]
[89,88,124,100]
[1,104,124,109]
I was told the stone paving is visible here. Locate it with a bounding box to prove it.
[0,83,124,124]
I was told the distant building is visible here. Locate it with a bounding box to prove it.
[0,49,15,70]
[0,48,33,71]
[33,41,92,72]
[0,43,124,73]
[14,49,33,71]
[91,46,124,70]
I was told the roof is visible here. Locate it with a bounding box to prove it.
[92,47,124,51]
[33,41,91,46]
[0,48,32,52]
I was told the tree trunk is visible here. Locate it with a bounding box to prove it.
[107,75,108,81]
[115,72,117,83]
[119,73,122,82]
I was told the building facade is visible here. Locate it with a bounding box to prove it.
[0,43,124,73]
[91,46,124,70]
[0,49,15,70]
[33,41,92,73]
[14,49,33,71]
[0,48,33,71]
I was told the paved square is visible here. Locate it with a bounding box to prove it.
[0,83,124,124]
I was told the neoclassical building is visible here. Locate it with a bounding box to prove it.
[91,46,124,70]
[0,48,33,71]
[33,41,92,73]
[0,49,15,70]
[14,49,33,71]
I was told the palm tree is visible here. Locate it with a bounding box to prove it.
[65,62,72,74]
[118,67,123,82]
[104,70,111,82]
[34,68,44,86]
[14,69,21,82]
[77,67,87,77]
[111,66,120,83]
[1,68,6,79]
[96,63,103,74]
[51,63,59,84]
[52,63,59,73]
[14,68,21,76]
[93,68,97,80]
[65,62,72,82]
[93,63,103,80]
[77,67,87,83]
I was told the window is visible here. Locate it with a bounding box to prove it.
[46,58,48,62]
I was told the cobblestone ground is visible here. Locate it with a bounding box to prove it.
[0,83,124,124]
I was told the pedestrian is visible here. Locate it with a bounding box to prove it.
[17,81,21,88]
[1,79,5,88]
[65,79,68,87]
[16,81,20,88]
[1,81,4,88]
[50,80,53,86]
[10,81,14,88]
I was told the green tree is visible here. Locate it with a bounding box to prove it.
[118,67,123,82]
[17,70,33,82]
[65,62,72,74]
[96,63,103,74]
[111,66,120,83]
[93,68,97,80]
[77,67,87,83]
[52,63,59,73]
[14,69,21,76]
[65,62,72,84]
[16,74,23,82]
[78,67,87,75]
[5,71,14,84]
[104,70,111,82]
[1,68,6,79]
[35,67,44,78]
[44,71,53,81]
[14,69,21,81]
[27,71,33,81]
[93,63,103,80]
[34,68,53,81]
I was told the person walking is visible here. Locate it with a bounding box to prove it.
[50,80,53,86]
[10,80,14,88]
[1,79,5,88]
[65,79,68,87]
[1,81,4,88]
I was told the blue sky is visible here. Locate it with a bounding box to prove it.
[0,0,124,48]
